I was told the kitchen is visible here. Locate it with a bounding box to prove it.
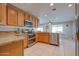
[0,3,76,56]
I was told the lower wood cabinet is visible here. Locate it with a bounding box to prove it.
[36,32,49,43]
[23,38,28,48]
[23,33,28,48]
[0,40,24,56]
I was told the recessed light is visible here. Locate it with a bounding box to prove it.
[52,8,56,11]
[45,14,47,17]
[50,3,54,6]
[54,17,58,19]
[68,4,72,7]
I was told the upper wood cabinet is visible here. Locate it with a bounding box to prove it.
[0,4,6,25]
[37,19,39,27]
[29,15,33,21]
[7,5,18,26]
[0,4,39,27]
[35,18,39,28]
[32,17,36,27]
[24,13,30,20]
[18,10,24,26]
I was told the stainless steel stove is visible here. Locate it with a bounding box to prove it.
[23,20,36,47]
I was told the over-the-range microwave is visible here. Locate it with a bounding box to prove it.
[24,20,33,27]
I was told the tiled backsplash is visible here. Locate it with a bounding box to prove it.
[0,26,18,31]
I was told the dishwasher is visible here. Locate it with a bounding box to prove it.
[49,33,59,46]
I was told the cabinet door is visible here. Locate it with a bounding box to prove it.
[0,4,6,25]
[37,19,39,27]
[24,38,28,48]
[7,6,18,26]
[29,15,32,21]
[23,34,28,48]
[42,34,49,43]
[24,13,30,20]
[0,4,2,24]
[36,33,49,43]
[18,10,24,26]
[35,18,38,28]
[32,17,36,27]
[0,40,23,56]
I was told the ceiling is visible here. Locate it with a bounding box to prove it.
[11,3,75,24]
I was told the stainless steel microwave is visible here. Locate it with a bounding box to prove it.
[24,20,33,27]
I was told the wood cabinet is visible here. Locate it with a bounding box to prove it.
[23,33,28,48]
[0,40,24,56]
[7,5,18,26]
[32,17,39,28]
[37,19,39,27]
[18,10,24,26]
[34,18,39,28]
[36,32,49,43]
[23,37,28,48]
[0,3,39,27]
[29,15,33,21]
[35,18,39,28]
[32,17,36,27]
[0,3,6,25]
[24,13,30,20]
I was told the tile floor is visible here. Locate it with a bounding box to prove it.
[24,38,75,56]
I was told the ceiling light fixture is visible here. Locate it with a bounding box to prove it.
[54,17,58,19]
[50,3,54,6]
[52,8,56,11]
[45,14,47,17]
[68,4,72,7]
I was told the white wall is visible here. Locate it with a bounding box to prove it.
[72,20,76,39]
[60,21,73,39]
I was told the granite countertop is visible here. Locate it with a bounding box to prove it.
[0,35,25,45]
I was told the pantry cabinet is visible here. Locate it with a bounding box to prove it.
[18,10,24,26]
[7,5,18,26]
[0,4,6,25]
